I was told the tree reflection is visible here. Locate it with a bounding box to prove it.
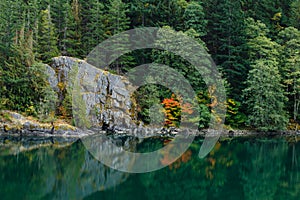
[1,137,300,199]
[240,139,287,200]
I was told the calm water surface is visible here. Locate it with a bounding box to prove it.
[0,135,300,200]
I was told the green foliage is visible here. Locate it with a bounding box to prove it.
[203,0,248,101]
[183,1,207,37]
[36,8,60,63]
[277,27,300,121]
[105,0,130,37]
[80,0,105,55]
[243,59,288,131]
[243,18,288,130]
[0,26,52,113]
[61,0,83,57]
[134,83,168,125]
[247,35,280,61]
[151,26,208,93]
[244,17,270,39]
[104,0,135,74]
[127,0,187,30]
[0,0,300,130]
[195,92,212,129]
[291,0,300,29]
[241,0,289,37]
[225,99,247,128]
[37,86,57,122]
[0,55,54,114]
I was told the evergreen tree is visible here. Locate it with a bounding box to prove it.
[105,0,130,37]
[243,18,288,130]
[243,59,288,131]
[244,17,270,39]
[278,27,300,122]
[104,0,134,73]
[245,18,279,62]
[61,0,82,57]
[0,26,50,113]
[148,27,213,128]
[127,0,187,30]
[127,0,154,27]
[23,0,40,34]
[203,0,247,101]
[51,0,68,52]
[183,1,207,37]
[0,0,24,55]
[36,7,59,63]
[291,0,300,29]
[81,0,105,55]
[241,0,282,33]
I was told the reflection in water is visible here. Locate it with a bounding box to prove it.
[240,140,288,200]
[0,138,128,200]
[0,136,300,199]
[82,131,195,173]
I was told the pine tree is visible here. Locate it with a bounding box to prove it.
[127,0,187,29]
[81,0,105,55]
[203,0,247,101]
[241,0,281,31]
[1,26,48,112]
[243,59,288,131]
[51,0,68,52]
[23,0,40,34]
[278,27,300,122]
[245,18,280,62]
[291,0,300,29]
[126,0,153,27]
[104,0,134,73]
[243,18,288,130]
[183,1,207,37]
[0,0,25,55]
[36,7,59,63]
[61,0,82,57]
[244,17,269,39]
[149,27,213,128]
[105,0,130,37]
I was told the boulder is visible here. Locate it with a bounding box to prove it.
[49,56,139,131]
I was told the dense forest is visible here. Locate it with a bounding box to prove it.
[0,0,300,131]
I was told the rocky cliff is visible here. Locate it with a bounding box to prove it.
[47,56,139,131]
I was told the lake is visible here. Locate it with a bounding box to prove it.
[0,135,299,199]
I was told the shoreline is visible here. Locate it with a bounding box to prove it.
[1,110,300,139]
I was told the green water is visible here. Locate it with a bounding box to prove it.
[0,136,300,200]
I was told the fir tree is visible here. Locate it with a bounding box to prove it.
[36,7,59,63]
[183,1,207,37]
[203,0,247,101]
[105,0,130,37]
[61,0,82,57]
[291,0,300,29]
[243,59,288,131]
[104,0,134,74]
[50,0,68,51]
[243,18,289,130]
[81,0,105,55]
[278,27,300,122]
[1,26,49,112]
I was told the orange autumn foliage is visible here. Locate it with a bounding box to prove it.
[160,139,193,171]
[161,94,194,127]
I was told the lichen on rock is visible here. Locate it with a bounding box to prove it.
[49,56,139,131]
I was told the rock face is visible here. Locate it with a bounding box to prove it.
[48,56,139,130]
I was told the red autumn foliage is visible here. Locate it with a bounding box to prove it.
[161,94,194,127]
